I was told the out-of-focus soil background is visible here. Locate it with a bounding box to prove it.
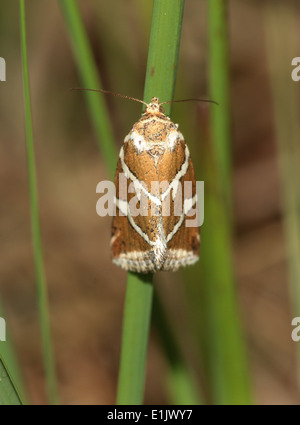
[0,0,299,404]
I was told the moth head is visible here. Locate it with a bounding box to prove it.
[145,97,165,115]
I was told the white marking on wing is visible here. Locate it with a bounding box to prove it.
[113,250,154,273]
[161,145,190,201]
[120,146,161,206]
[114,197,128,216]
[114,196,155,246]
[167,130,183,151]
[184,194,197,215]
[124,131,145,152]
[128,131,146,153]
[133,180,142,201]
[166,194,197,243]
[162,249,199,271]
[166,213,185,243]
[153,219,167,268]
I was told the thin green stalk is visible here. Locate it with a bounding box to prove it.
[197,147,251,404]
[116,272,153,404]
[192,0,251,403]
[264,2,300,388]
[59,0,117,175]
[116,0,186,405]
[143,0,184,108]
[0,357,22,405]
[20,0,58,404]
[152,293,201,405]
[208,0,231,212]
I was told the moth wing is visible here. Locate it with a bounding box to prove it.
[111,141,165,273]
[157,139,200,271]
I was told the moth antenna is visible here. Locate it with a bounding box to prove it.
[70,88,148,107]
[160,98,219,106]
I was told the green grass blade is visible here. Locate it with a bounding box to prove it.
[264,2,300,388]
[116,272,153,405]
[60,0,198,405]
[152,294,201,405]
[20,0,58,405]
[0,357,23,405]
[117,0,201,406]
[59,0,117,175]
[197,162,251,404]
[143,0,184,109]
[192,0,251,404]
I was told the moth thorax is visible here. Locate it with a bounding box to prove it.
[147,145,165,158]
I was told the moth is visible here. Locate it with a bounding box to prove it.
[111,95,201,273]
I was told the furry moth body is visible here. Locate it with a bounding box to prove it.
[111,97,200,273]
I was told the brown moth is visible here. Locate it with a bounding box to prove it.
[111,97,200,273]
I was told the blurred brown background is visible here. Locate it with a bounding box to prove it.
[0,0,299,404]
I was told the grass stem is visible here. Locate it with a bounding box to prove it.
[20,0,58,404]
[117,0,187,405]
[60,0,117,176]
